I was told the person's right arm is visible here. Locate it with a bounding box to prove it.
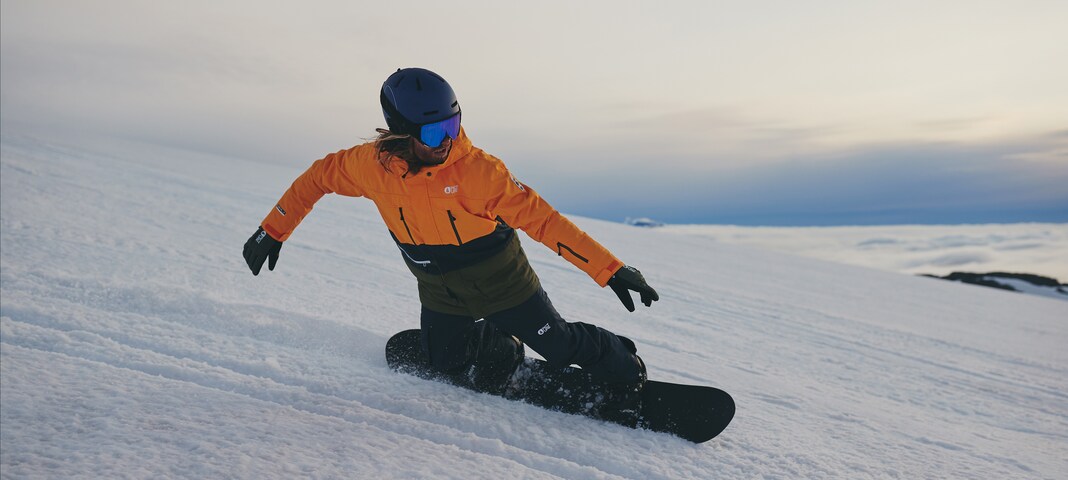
[242,146,368,275]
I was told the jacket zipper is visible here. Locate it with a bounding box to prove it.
[447,210,463,244]
[398,207,416,243]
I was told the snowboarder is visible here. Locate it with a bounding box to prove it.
[243,67,659,412]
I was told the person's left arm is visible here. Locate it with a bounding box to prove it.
[485,160,658,311]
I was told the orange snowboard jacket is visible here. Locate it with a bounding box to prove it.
[261,128,624,287]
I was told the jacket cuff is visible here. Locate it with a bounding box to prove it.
[594,260,624,287]
[262,223,287,242]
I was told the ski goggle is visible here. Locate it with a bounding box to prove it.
[417,113,461,148]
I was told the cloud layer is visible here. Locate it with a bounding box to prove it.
[520,134,1068,225]
[662,223,1068,281]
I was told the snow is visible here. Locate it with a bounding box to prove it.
[2,132,1067,479]
[984,277,1067,300]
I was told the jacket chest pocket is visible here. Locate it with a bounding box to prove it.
[428,197,496,245]
[372,193,417,243]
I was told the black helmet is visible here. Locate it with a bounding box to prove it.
[380,68,460,136]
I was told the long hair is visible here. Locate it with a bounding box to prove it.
[374,128,424,175]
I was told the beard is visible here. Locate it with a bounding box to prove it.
[413,142,451,165]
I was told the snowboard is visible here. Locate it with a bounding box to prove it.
[385,329,734,443]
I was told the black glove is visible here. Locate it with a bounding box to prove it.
[243,227,282,275]
[607,265,659,312]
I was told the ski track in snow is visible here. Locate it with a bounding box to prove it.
[2,132,1067,479]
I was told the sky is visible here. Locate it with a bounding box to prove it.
[2,0,1066,225]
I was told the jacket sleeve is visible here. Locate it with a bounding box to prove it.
[486,162,623,287]
[260,147,366,242]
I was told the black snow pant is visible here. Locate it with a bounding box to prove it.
[420,287,643,386]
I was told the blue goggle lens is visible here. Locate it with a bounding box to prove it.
[418,114,461,148]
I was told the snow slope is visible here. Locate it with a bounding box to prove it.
[2,133,1066,479]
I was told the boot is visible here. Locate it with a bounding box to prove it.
[595,354,646,427]
[468,323,525,395]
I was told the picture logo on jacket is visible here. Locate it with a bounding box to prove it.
[444,185,459,195]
